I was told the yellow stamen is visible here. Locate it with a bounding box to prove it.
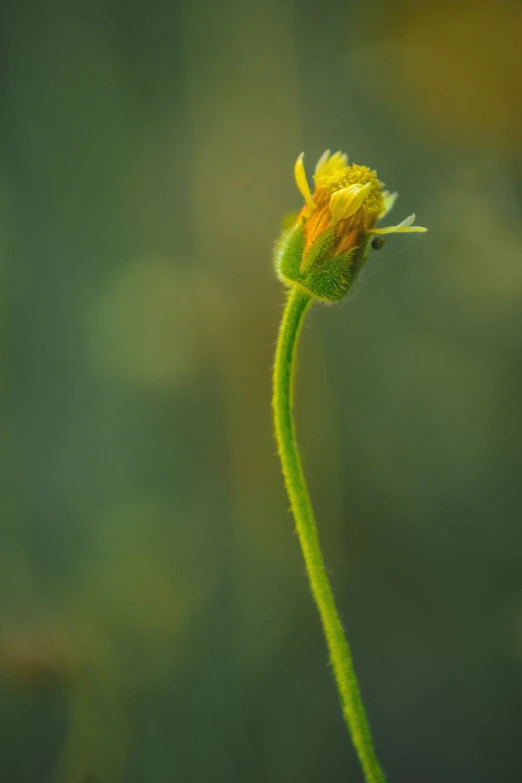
[329,182,372,222]
[294,153,315,211]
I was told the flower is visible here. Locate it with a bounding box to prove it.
[275,150,427,302]
[295,150,426,248]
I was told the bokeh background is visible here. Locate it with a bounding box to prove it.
[1,0,522,781]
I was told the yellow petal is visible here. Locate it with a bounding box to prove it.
[380,190,398,219]
[314,149,348,180]
[294,153,315,211]
[329,182,372,221]
[401,214,416,227]
[370,213,428,234]
[370,226,428,234]
[314,149,331,174]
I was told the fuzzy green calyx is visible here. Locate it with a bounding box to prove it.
[274,150,427,303]
[275,221,370,302]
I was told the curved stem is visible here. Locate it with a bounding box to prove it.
[272,285,386,783]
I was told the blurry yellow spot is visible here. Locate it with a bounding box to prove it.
[87,259,200,390]
[281,212,300,231]
[382,0,522,153]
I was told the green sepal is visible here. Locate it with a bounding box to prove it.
[274,222,305,284]
[302,236,372,302]
[349,239,371,286]
[274,223,373,303]
[302,247,357,302]
[300,227,336,275]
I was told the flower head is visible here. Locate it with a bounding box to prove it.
[275,150,427,302]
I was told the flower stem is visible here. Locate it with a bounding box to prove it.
[272,284,386,783]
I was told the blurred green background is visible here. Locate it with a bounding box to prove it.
[1,0,522,781]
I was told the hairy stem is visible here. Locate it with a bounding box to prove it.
[272,284,386,783]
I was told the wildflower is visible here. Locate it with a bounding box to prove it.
[275,150,427,302]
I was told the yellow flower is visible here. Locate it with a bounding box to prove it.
[275,150,427,302]
[294,150,426,255]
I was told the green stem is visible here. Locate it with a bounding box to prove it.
[272,284,386,783]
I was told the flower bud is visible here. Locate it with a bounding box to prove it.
[275,150,427,302]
